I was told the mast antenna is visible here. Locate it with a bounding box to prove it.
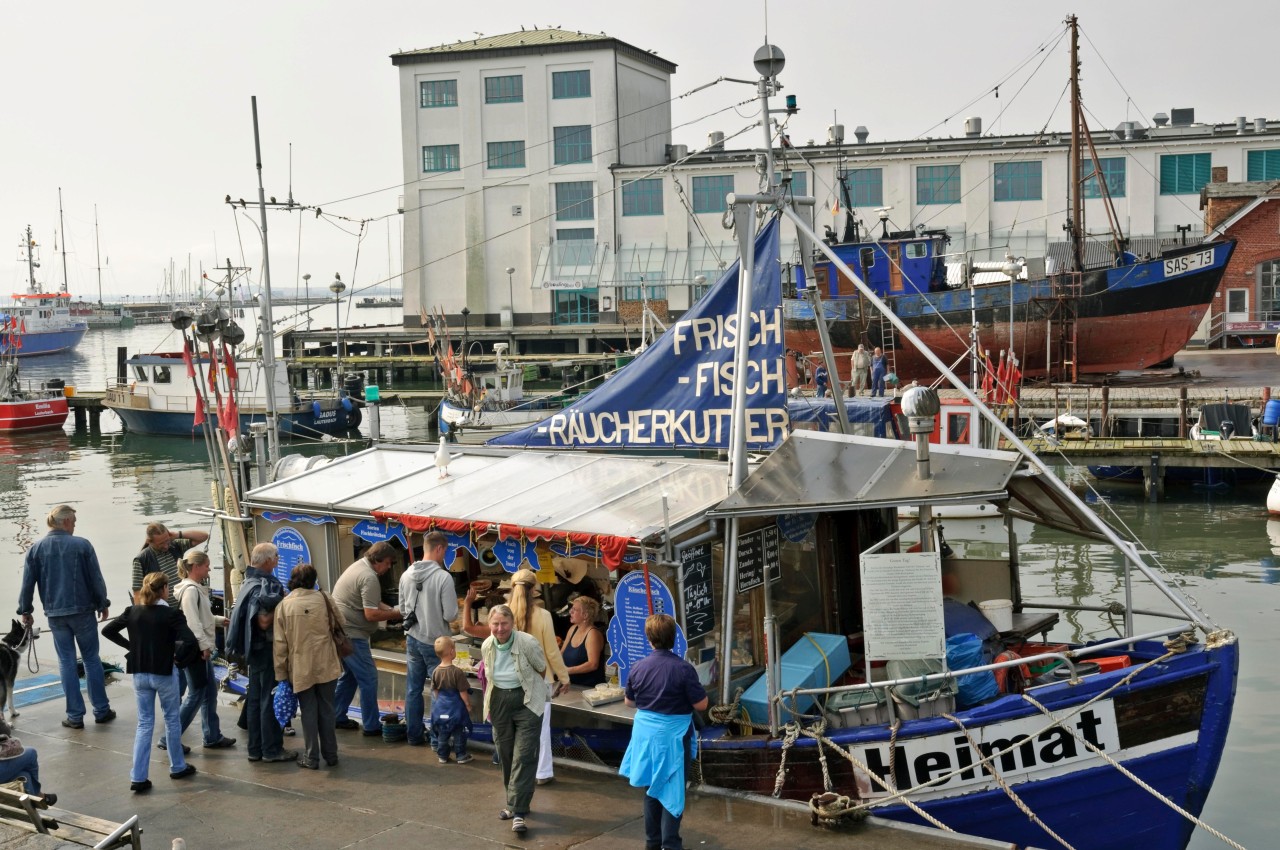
[58,188,70,294]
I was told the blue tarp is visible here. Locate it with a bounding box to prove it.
[489,219,786,450]
[786,396,893,437]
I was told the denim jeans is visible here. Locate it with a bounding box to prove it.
[246,645,284,759]
[644,793,684,850]
[404,635,440,744]
[47,611,111,723]
[132,670,186,782]
[179,658,223,745]
[334,638,380,732]
[435,726,469,761]
[0,746,42,795]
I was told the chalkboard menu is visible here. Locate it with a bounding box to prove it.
[680,543,715,641]
[736,525,781,593]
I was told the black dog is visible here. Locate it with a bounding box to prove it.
[0,619,35,721]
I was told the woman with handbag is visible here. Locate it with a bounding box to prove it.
[273,563,345,769]
[102,571,200,792]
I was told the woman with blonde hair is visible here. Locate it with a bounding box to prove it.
[507,569,570,785]
[102,571,199,792]
[561,596,606,686]
[174,550,235,750]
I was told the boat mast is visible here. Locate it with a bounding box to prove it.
[94,205,103,305]
[22,226,39,294]
[57,188,70,294]
[1067,15,1084,272]
[249,96,281,464]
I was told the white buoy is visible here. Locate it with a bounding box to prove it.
[1266,476,1280,515]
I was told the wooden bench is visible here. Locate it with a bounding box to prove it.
[0,784,141,849]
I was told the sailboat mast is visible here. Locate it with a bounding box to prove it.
[1068,15,1085,272]
[94,206,103,305]
[250,96,282,464]
[58,188,70,294]
[23,226,38,293]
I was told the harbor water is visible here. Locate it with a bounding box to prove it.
[1,321,1275,849]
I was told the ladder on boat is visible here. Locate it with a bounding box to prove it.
[1029,270,1082,384]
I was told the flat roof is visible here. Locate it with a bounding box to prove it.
[391,28,676,74]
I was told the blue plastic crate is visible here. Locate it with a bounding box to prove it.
[739,633,851,725]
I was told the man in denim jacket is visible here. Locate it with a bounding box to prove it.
[18,505,115,729]
[226,543,291,763]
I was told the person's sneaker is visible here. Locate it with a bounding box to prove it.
[298,759,319,770]
[129,780,152,793]
[157,741,192,754]
[169,765,197,780]
[283,725,296,737]
[94,710,117,724]
[536,776,555,785]
[335,718,359,730]
[61,718,84,729]
[40,793,57,806]
[455,754,474,765]
[491,751,501,765]
[324,757,339,767]
[362,728,382,737]
[437,756,450,764]
[261,750,297,763]
[203,737,237,749]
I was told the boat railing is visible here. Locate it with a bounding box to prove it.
[777,623,1193,714]
[1023,602,1191,622]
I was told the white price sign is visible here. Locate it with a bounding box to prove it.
[859,551,945,661]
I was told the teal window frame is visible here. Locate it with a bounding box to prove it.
[621,178,664,216]
[692,175,735,213]
[553,125,592,164]
[422,144,460,173]
[1247,150,1280,181]
[839,168,883,207]
[1159,153,1210,195]
[774,172,808,198]
[419,80,457,108]
[484,75,523,104]
[993,161,1042,201]
[552,289,599,325]
[487,141,526,169]
[916,165,960,205]
[554,181,595,221]
[621,272,666,301]
[1082,157,1126,199]
[552,70,591,99]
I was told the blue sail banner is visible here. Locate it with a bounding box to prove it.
[489,218,786,450]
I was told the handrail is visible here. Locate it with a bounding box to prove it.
[782,624,1191,701]
[92,814,140,849]
[1025,602,1188,621]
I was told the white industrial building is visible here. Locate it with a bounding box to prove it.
[392,30,1279,333]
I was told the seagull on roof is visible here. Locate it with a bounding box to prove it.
[435,435,452,479]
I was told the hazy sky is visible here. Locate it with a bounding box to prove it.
[3,0,1274,302]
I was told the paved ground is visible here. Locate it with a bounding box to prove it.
[4,673,1005,850]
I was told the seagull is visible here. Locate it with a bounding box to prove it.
[435,435,452,479]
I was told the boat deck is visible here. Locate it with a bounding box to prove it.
[2,658,995,849]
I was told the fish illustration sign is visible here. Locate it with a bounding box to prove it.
[606,570,687,687]
[489,219,786,450]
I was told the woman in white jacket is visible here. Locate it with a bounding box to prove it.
[173,550,236,750]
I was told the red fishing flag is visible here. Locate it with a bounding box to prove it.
[222,342,238,381]
[182,343,196,378]
[981,351,994,402]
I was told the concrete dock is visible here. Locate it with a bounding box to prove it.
[1,670,1005,849]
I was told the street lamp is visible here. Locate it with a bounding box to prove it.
[329,273,346,384]
[505,266,516,328]
[460,306,471,371]
[302,273,312,330]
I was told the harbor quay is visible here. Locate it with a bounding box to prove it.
[0,674,1000,850]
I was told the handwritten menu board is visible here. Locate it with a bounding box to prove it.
[736,525,781,593]
[680,543,715,642]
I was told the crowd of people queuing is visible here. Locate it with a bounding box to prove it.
[14,507,706,846]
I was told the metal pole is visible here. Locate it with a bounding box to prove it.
[249,96,281,464]
[803,286,851,433]
[780,205,1212,630]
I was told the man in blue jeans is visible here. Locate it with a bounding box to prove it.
[397,531,459,747]
[18,505,115,729]
[333,543,402,735]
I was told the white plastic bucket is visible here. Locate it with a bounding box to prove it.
[979,599,1014,632]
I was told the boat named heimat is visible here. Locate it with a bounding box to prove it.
[4,226,87,357]
[227,29,1240,850]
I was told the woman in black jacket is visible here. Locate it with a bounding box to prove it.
[103,571,199,792]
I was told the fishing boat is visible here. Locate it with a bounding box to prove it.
[4,225,88,357]
[437,343,574,442]
[0,357,69,432]
[356,295,403,308]
[785,21,1234,384]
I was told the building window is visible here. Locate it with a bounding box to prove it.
[692,175,735,213]
[422,144,460,172]
[554,182,595,220]
[552,70,591,99]
[555,228,595,266]
[154,365,172,384]
[622,272,666,301]
[774,171,808,198]
[1159,153,1210,195]
[1247,150,1280,181]
[484,75,523,104]
[553,125,593,164]
[487,141,526,169]
[1226,289,1248,313]
[1259,258,1280,321]
[1082,157,1126,198]
[839,168,884,207]
[916,165,960,205]
[419,80,457,108]
[621,179,663,216]
[993,161,1042,201]
[692,270,719,301]
[553,290,599,325]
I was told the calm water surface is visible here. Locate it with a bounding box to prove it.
[1,325,1274,849]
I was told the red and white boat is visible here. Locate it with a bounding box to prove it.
[0,360,69,432]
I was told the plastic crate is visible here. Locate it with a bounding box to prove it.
[740,633,850,725]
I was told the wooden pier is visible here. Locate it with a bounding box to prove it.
[65,390,107,431]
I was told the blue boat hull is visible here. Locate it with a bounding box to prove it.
[108,404,360,437]
[0,326,87,357]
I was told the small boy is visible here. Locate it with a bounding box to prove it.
[430,636,473,764]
